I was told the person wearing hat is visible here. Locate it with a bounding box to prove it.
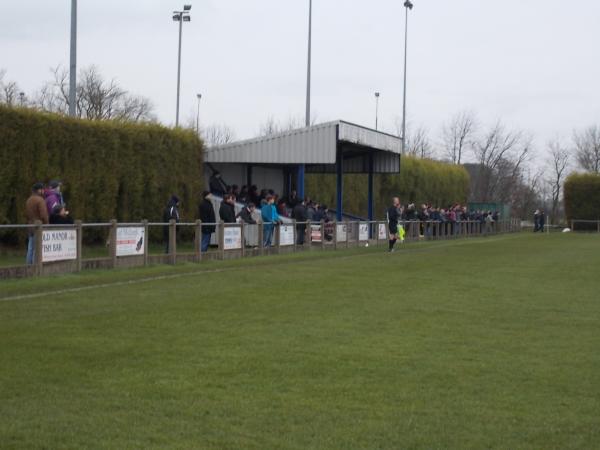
[25,182,49,264]
[45,180,65,216]
[163,195,180,253]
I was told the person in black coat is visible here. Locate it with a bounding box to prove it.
[199,191,216,252]
[219,194,236,223]
[163,195,180,253]
[292,199,308,245]
[238,203,257,224]
[49,204,74,225]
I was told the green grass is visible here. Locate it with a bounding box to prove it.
[1,234,599,449]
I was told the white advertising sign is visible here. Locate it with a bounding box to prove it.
[359,223,369,241]
[311,225,322,243]
[42,229,77,263]
[116,227,145,257]
[378,224,388,240]
[224,227,242,250]
[280,225,295,246]
[336,224,347,242]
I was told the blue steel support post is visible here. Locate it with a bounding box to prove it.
[297,165,305,199]
[336,147,343,221]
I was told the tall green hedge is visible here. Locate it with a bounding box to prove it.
[0,106,204,226]
[564,173,600,221]
[306,156,470,218]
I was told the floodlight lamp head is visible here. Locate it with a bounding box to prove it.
[197,93,202,99]
[404,0,414,10]
[375,92,380,98]
[183,15,191,21]
[184,4,192,11]
[173,14,181,21]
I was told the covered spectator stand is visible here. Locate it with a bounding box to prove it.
[204,121,402,220]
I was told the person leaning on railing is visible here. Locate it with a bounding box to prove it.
[199,191,216,253]
[25,182,49,265]
[261,195,281,247]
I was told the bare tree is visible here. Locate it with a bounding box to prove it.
[573,125,600,173]
[393,119,435,159]
[0,69,20,106]
[258,115,317,136]
[470,121,531,202]
[202,124,236,147]
[32,65,155,122]
[546,138,570,224]
[406,126,434,159]
[441,111,477,164]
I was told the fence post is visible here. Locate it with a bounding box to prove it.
[345,221,350,249]
[195,220,202,263]
[34,221,43,276]
[110,219,117,268]
[276,223,281,254]
[76,220,83,272]
[169,219,177,265]
[571,220,574,232]
[333,221,338,251]
[143,220,149,266]
[259,222,264,256]
[241,223,246,258]
[219,222,225,260]
[306,221,312,249]
[292,220,297,253]
[320,220,325,251]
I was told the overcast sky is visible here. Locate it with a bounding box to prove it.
[2,0,599,162]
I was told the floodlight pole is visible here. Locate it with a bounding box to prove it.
[298,0,312,199]
[173,5,191,128]
[375,92,380,130]
[69,0,77,117]
[175,14,183,127]
[401,0,413,154]
[196,93,202,135]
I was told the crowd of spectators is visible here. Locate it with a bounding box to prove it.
[391,203,500,237]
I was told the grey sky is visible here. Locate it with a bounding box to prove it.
[2,0,599,162]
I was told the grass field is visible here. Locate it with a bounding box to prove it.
[1,233,599,449]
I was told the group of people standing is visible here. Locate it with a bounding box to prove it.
[24,180,72,264]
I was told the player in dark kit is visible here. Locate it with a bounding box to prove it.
[387,197,401,252]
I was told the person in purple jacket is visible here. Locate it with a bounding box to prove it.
[45,180,65,216]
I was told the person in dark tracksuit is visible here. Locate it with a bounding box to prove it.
[219,194,236,223]
[387,197,401,253]
[292,199,308,245]
[163,195,180,253]
[199,191,216,252]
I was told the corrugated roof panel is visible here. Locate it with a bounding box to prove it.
[205,121,339,164]
[338,121,402,154]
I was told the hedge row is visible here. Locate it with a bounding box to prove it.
[306,156,470,218]
[564,173,600,222]
[0,106,204,227]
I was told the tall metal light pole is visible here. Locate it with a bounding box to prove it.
[69,0,77,116]
[401,0,413,154]
[298,0,313,199]
[173,5,192,127]
[196,93,202,135]
[305,0,312,128]
[375,92,380,130]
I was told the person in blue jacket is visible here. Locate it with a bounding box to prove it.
[261,195,281,247]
